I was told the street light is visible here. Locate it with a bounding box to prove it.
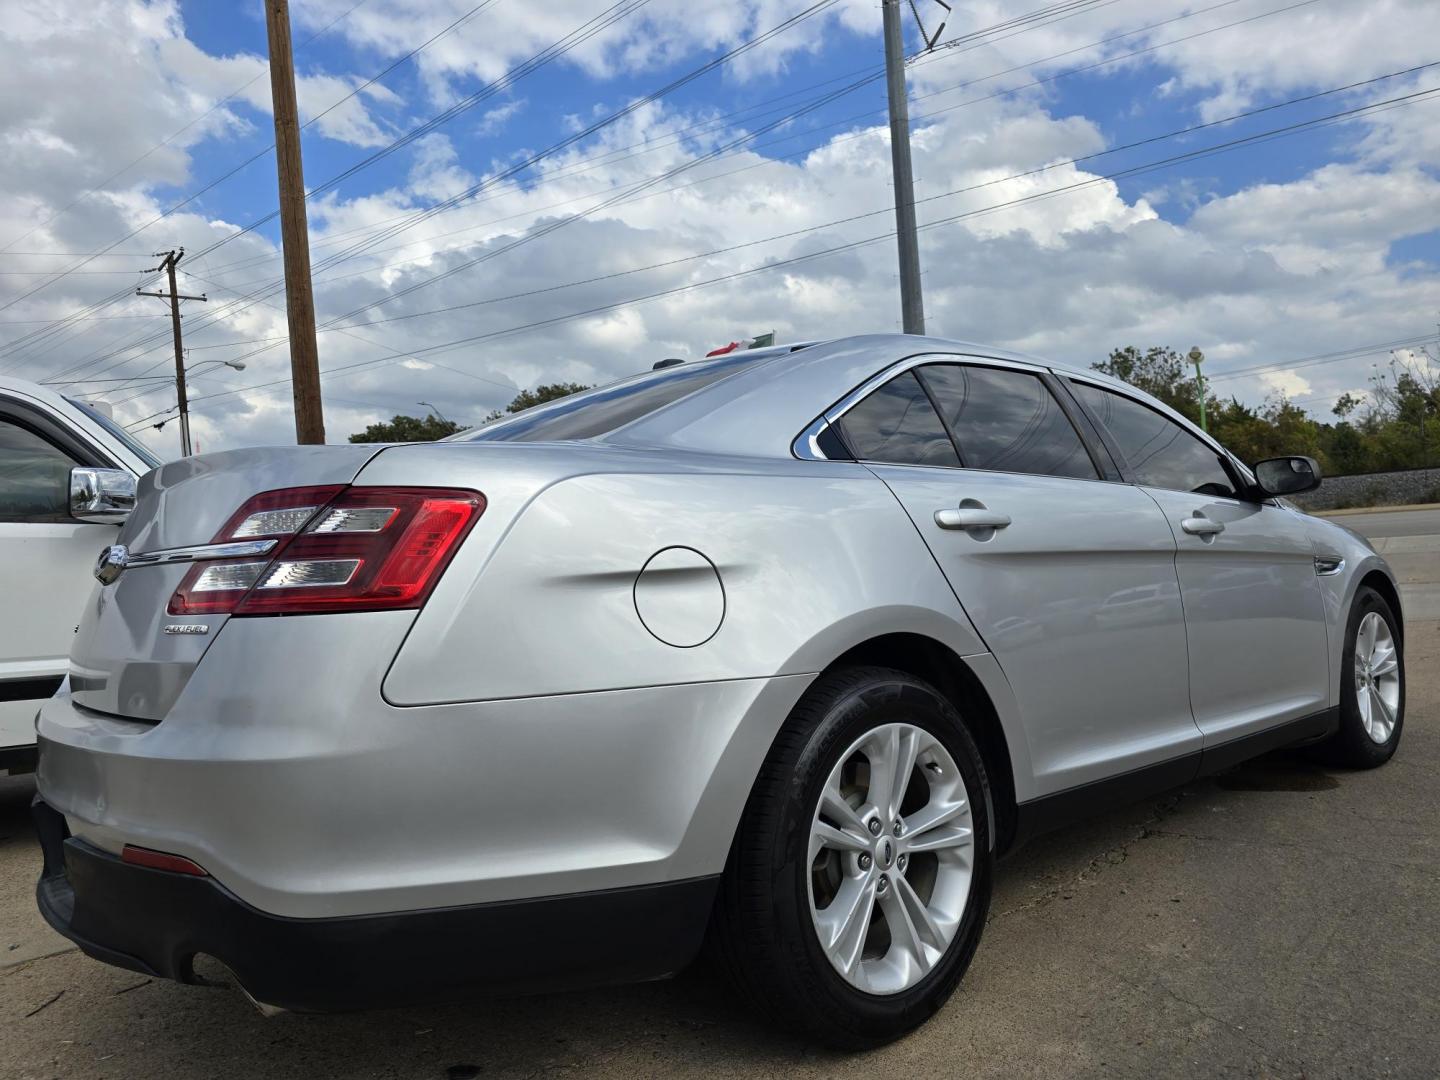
[1188,346,1207,432]
[418,401,448,424]
[43,357,246,387]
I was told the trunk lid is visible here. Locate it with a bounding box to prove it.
[68,445,383,721]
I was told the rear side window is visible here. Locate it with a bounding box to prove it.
[918,364,1097,480]
[0,417,76,522]
[457,352,765,443]
[838,372,960,468]
[1072,382,1237,497]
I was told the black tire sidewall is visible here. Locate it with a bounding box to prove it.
[762,671,994,1045]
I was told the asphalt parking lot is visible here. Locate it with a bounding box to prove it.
[3,510,1438,1080]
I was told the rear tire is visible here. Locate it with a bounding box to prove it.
[1312,585,1404,768]
[710,666,993,1049]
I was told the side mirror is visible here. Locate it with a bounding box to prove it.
[1251,455,1321,498]
[70,467,135,524]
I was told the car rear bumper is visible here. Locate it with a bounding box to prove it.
[35,613,814,918]
[33,796,717,1011]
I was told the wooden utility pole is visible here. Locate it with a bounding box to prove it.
[137,249,206,457]
[264,0,325,444]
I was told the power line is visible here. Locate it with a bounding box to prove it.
[132,0,1148,378]
[22,0,661,382]
[188,0,1318,300]
[52,0,846,388]
[185,0,662,266]
[121,83,1440,428]
[1208,335,1440,382]
[30,0,1343,394]
[132,0,1327,369]
[195,0,1138,283]
[0,0,506,318]
[98,54,1427,400]
[120,63,1439,369]
[14,0,1189,379]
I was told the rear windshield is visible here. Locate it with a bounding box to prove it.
[454,352,767,443]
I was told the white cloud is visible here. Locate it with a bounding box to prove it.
[1260,369,1313,398]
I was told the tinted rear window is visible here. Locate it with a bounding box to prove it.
[838,371,961,468]
[456,352,765,443]
[918,364,1097,480]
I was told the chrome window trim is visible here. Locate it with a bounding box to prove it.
[790,351,1049,461]
[793,416,834,461]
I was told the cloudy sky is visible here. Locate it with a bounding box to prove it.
[0,0,1436,455]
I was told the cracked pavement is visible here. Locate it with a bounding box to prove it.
[2,522,1438,1078]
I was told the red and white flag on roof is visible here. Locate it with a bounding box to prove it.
[705,332,775,356]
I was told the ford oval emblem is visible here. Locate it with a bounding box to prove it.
[94,544,128,585]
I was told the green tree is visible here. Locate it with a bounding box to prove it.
[1092,346,1210,423]
[481,381,592,423]
[1098,347,1324,468]
[1322,420,1369,475]
[348,414,465,443]
[1332,392,1363,420]
[1100,340,1440,479]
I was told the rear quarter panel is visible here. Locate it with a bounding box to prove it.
[362,444,989,704]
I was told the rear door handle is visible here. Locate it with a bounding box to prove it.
[935,507,1012,531]
[1180,514,1225,536]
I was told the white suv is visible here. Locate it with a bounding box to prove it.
[0,376,156,773]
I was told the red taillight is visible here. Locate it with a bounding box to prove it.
[168,485,485,616]
[121,844,209,876]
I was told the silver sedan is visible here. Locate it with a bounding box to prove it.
[33,334,1404,1047]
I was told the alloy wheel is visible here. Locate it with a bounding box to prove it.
[1353,610,1401,744]
[807,722,974,995]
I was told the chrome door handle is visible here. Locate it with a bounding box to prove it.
[935,507,1012,531]
[1180,515,1225,536]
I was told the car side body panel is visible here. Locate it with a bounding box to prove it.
[372,444,989,704]
[870,463,1201,794]
[1138,487,1331,744]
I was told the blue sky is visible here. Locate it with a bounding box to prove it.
[0,0,1436,452]
[170,1,1375,242]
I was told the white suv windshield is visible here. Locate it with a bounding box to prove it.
[66,398,162,470]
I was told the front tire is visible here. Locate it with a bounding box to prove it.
[1314,585,1404,768]
[711,666,993,1048]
